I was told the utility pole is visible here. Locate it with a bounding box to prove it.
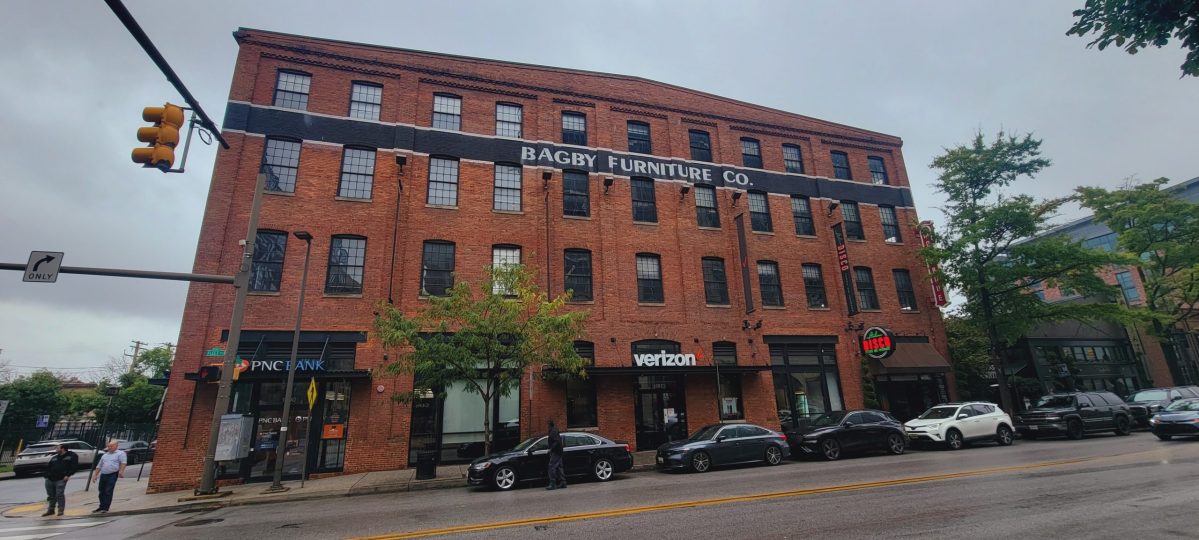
[196,172,267,495]
[126,340,147,374]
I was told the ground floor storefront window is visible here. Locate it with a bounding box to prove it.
[217,378,355,482]
[874,374,948,422]
[408,381,521,465]
[768,339,843,430]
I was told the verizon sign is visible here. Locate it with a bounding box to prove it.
[633,350,698,367]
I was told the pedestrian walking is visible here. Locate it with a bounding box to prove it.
[42,444,78,517]
[91,440,126,514]
[546,419,566,490]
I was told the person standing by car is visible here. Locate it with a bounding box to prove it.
[90,440,126,513]
[546,420,566,490]
[42,444,78,517]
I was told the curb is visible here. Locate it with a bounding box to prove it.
[3,464,661,520]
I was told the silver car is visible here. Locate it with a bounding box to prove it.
[12,440,96,477]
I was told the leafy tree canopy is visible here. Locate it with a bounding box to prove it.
[1067,0,1199,77]
[1076,178,1199,332]
[0,371,69,430]
[136,346,173,379]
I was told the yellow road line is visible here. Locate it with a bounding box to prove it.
[348,456,1097,540]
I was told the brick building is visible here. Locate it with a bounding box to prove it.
[149,29,953,492]
[1005,176,1199,407]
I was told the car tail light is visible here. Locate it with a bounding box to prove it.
[623,443,631,453]
[777,433,787,441]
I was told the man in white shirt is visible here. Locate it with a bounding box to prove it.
[91,440,126,513]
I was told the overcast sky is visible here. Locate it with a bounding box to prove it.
[0,1,1195,378]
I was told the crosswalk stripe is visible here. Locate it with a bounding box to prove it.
[0,522,109,533]
[2,533,64,540]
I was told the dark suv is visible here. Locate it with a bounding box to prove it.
[1015,391,1132,440]
[1125,386,1199,427]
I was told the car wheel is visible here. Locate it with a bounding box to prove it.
[945,429,964,450]
[1066,419,1084,440]
[764,445,784,465]
[996,425,1014,446]
[492,465,517,491]
[885,433,906,455]
[1156,433,1173,441]
[690,451,712,473]
[593,458,614,481]
[820,438,841,461]
[1114,415,1131,436]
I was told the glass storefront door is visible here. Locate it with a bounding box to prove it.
[634,376,687,450]
[769,341,844,431]
[246,381,310,481]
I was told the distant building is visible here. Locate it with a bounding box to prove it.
[1007,176,1199,407]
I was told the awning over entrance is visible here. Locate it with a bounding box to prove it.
[582,365,771,376]
[871,342,951,375]
[184,369,372,382]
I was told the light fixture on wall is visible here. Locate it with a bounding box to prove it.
[542,170,553,190]
[679,184,691,200]
[827,201,840,217]
[731,191,742,207]
[604,176,615,194]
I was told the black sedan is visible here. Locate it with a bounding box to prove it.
[656,423,790,473]
[467,432,633,490]
[116,440,153,464]
[787,410,907,461]
[1150,398,1199,440]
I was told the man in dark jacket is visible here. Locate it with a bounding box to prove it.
[546,420,566,490]
[43,444,78,517]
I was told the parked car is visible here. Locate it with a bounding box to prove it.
[1015,391,1132,439]
[1126,387,1199,427]
[787,410,907,461]
[657,423,790,473]
[11,440,96,477]
[1149,397,1199,440]
[904,402,1014,449]
[468,432,632,490]
[116,440,152,464]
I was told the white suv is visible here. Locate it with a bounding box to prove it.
[903,402,1014,450]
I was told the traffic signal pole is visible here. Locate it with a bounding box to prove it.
[105,0,228,150]
[195,172,266,496]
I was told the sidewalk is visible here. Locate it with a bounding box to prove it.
[2,452,658,520]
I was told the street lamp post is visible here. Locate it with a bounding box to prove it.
[265,231,314,492]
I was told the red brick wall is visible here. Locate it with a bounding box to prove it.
[149,30,950,492]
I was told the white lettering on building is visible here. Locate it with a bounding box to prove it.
[633,350,698,367]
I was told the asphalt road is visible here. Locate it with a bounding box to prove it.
[6,434,1199,540]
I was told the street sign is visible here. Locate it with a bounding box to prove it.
[307,377,317,411]
[35,414,50,428]
[105,386,120,397]
[23,251,64,283]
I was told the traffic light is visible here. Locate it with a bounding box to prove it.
[132,103,185,172]
[196,364,221,382]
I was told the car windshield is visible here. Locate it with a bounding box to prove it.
[511,436,545,452]
[1129,390,1169,402]
[918,406,959,420]
[688,425,724,441]
[1037,395,1076,408]
[1164,399,1199,412]
[810,411,848,427]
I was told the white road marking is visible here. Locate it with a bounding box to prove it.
[0,522,109,533]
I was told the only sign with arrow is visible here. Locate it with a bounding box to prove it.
[23,251,64,283]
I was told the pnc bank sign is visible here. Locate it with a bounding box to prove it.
[521,146,753,187]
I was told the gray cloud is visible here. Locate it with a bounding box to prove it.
[1,1,1195,374]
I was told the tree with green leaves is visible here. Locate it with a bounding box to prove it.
[375,264,588,455]
[1077,178,1199,372]
[135,346,174,379]
[0,371,69,430]
[944,314,996,401]
[924,131,1131,412]
[1067,0,1199,77]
